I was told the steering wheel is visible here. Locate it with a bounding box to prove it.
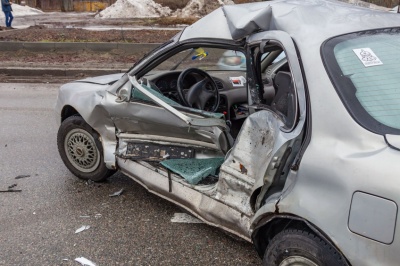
[177,68,220,112]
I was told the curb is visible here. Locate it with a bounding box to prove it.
[0,41,161,52]
[0,42,161,77]
[0,67,126,77]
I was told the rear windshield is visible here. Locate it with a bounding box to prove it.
[322,28,400,135]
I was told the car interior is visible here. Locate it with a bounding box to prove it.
[126,44,294,186]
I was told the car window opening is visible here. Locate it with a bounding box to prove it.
[248,44,295,130]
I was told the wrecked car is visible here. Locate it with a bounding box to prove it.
[55,0,400,265]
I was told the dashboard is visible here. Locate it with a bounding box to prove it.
[154,73,195,92]
[144,70,250,119]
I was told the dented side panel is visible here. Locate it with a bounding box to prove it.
[118,158,252,241]
[216,111,282,215]
[125,143,194,161]
[55,81,118,169]
[215,109,303,217]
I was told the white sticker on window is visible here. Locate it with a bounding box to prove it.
[229,76,246,87]
[353,48,383,67]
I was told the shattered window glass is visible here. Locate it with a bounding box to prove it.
[132,84,182,107]
[131,84,224,119]
[161,157,225,185]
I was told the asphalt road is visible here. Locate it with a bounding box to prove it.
[0,83,260,265]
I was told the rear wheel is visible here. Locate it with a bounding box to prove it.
[263,229,348,266]
[57,116,114,181]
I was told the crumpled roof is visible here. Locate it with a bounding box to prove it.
[179,0,400,43]
[222,4,272,40]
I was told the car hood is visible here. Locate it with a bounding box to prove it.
[74,73,125,85]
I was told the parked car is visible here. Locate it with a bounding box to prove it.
[217,49,285,70]
[55,1,400,265]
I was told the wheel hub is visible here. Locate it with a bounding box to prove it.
[75,147,85,157]
[279,256,319,266]
[64,128,101,173]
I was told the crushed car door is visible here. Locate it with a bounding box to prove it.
[109,45,252,163]
[214,31,307,216]
[108,74,232,164]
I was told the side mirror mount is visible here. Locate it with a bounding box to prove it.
[115,82,132,103]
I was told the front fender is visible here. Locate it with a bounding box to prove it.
[56,82,118,169]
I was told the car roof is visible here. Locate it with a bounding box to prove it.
[179,0,400,46]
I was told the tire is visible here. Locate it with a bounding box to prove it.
[57,115,114,182]
[263,229,348,266]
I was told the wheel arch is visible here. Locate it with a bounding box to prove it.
[251,214,351,265]
[60,105,105,156]
[61,105,80,122]
[59,104,117,170]
[57,115,115,181]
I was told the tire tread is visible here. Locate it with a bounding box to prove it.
[264,228,348,266]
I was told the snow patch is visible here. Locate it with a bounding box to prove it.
[0,3,43,18]
[174,0,233,18]
[96,0,234,19]
[96,0,171,18]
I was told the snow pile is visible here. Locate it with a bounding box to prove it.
[390,6,399,12]
[96,0,234,19]
[174,0,234,17]
[0,3,43,18]
[96,0,171,18]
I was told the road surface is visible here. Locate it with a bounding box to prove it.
[0,83,260,265]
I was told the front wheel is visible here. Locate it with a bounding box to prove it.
[264,229,348,266]
[57,115,114,182]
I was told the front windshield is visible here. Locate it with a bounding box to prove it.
[323,28,400,134]
[128,36,178,74]
[149,48,246,73]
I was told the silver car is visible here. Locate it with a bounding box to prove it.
[55,1,400,265]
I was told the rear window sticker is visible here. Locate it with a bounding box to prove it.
[353,48,383,67]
